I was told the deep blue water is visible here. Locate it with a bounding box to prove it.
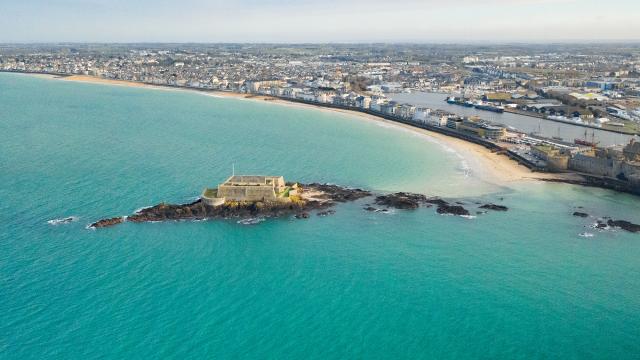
[2,73,640,359]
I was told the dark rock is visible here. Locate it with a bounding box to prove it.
[374,192,427,210]
[89,217,124,228]
[479,204,509,211]
[295,212,310,219]
[573,212,589,218]
[595,221,609,229]
[301,183,371,202]
[363,206,377,212]
[436,204,470,216]
[607,219,640,233]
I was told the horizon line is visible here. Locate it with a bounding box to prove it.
[2,40,640,46]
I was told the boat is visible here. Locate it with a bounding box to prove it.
[574,139,596,147]
[474,103,505,113]
[575,129,599,147]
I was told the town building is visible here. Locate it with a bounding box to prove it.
[531,145,570,171]
[456,118,507,140]
[569,139,640,188]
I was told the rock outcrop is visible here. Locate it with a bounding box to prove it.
[89,217,125,228]
[591,219,640,233]
[374,192,426,209]
[435,204,470,216]
[607,219,640,233]
[374,193,472,216]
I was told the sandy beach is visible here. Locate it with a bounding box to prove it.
[60,75,567,186]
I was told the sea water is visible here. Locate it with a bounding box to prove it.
[1,73,640,359]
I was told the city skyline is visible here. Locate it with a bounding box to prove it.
[2,0,640,43]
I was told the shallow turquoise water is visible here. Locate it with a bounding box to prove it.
[2,73,640,359]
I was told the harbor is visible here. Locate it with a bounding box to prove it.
[391,92,636,147]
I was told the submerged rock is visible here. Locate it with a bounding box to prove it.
[573,212,589,218]
[425,198,449,207]
[479,204,509,211]
[317,210,335,217]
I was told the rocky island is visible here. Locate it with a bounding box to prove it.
[88,173,639,234]
[90,176,372,228]
[89,174,515,229]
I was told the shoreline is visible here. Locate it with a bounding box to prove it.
[56,75,569,187]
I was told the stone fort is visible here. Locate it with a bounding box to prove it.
[202,175,294,206]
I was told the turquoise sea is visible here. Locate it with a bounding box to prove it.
[2,73,640,359]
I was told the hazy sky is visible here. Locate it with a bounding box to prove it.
[1,0,639,43]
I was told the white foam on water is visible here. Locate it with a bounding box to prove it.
[47,216,79,225]
[375,208,396,215]
[134,206,152,214]
[237,217,266,225]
